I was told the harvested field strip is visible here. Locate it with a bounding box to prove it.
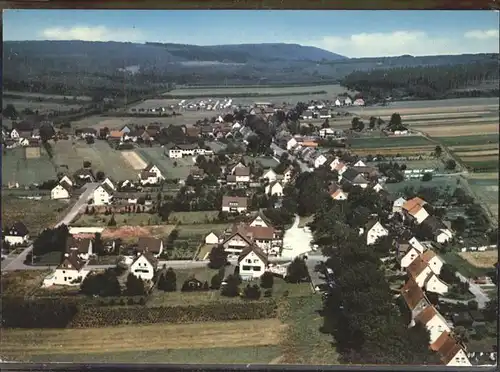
[403,112,493,120]
[455,151,499,157]
[410,119,499,126]
[450,144,499,152]
[419,123,498,137]
[121,151,147,170]
[351,105,499,117]
[1,319,285,355]
[349,136,432,148]
[14,346,283,364]
[466,172,499,180]
[458,251,498,269]
[352,146,433,155]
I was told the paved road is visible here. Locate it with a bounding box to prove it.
[271,143,311,173]
[2,183,100,272]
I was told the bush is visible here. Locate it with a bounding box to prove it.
[264,289,272,297]
[139,297,146,305]
[127,298,135,306]
[260,271,274,289]
[119,299,125,306]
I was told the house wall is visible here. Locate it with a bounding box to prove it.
[266,184,283,196]
[413,209,430,224]
[428,256,443,275]
[415,266,433,287]
[411,298,430,320]
[93,187,112,206]
[250,216,269,228]
[367,223,388,245]
[436,230,453,243]
[235,175,250,183]
[130,256,154,280]
[409,237,426,253]
[205,233,219,245]
[426,315,451,344]
[44,268,90,286]
[239,251,266,279]
[425,275,448,295]
[446,349,472,367]
[4,235,29,245]
[51,186,70,200]
[221,205,246,213]
[223,235,250,253]
[401,248,420,268]
[263,170,277,182]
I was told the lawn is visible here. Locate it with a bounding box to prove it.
[1,319,285,364]
[177,223,230,238]
[462,159,499,172]
[467,175,499,220]
[149,266,312,307]
[33,251,63,266]
[1,270,51,296]
[441,252,493,278]
[1,197,70,235]
[169,210,220,224]
[437,134,498,147]
[384,176,460,195]
[279,295,339,365]
[244,155,279,169]
[348,135,432,149]
[52,140,138,181]
[2,148,57,185]
[137,147,193,180]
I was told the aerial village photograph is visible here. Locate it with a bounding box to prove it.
[1,8,498,367]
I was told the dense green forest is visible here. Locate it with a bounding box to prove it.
[341,60,499,100]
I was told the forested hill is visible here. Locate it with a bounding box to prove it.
[341,59,499,101]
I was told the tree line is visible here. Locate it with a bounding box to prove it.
[341,61,499,101]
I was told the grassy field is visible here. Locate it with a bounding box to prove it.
[348,135,432,149]
[177,223,230,238]
[441,252,493,278]
[2,197,69,235]
[137,147,193,179]
[415,123,498,137]
[466,175,499,220]
[279,296,339,365]
[2,148,57,185]
[4,91,92,101]
[169,210,220,224]
[1,319,285,364]
[244,155,279,169]
[71,213,163,227]
[52,140,138,180]
[384,176,460,195]
[3,98,83,114]
[1,270,51,296]
[437,135,498,147]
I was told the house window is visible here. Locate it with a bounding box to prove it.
[253,266,261,271]
[246,259,252,263]
[64,277,67,281]
[242,265,251,271]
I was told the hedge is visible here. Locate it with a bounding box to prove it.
[1,296,277,329]
[69,300,277,328]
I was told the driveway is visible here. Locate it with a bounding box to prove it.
[2,183,100,272]
[281,214,314,259]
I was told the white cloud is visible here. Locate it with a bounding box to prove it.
[464,29,499,40]
[39,25,144,42]
[294,30,499,58]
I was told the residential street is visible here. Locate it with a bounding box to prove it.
[1,183,99,272]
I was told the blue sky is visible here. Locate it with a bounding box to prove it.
[4,10,499,57]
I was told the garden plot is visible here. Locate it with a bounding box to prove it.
[121,151,147,170]
[421,123,498,137]
[1,148,56,185]
[458,251,498,269]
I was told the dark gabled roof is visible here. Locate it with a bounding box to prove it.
[97,182,114,196]
[7,222,29,236]
[422,215,447,233]
[234,167,250,177]
[365,219,380,232]
[222,195,248,207]
[237,244,268,265]
[144,163,157,172]
[341,168,368,184]
[58,180,72,192]
[66,236,92,254]
[132,251,158,268]
[58,252,83,271]
[137,237,163,254]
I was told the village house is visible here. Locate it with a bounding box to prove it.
[130,252,157,281]
[409,236,426,253]
[400,246,422,269]
[168,144,212,159]
[353,98,365,106]
[422,216,454,243]
[402,197,430,225]
[392,196,407,214]
[400,279,431,322]
[265,181,284,196]
[344,97,352,106]
[66,236,94,260]
[102,177,116,191]
[74,168,95,183]
[430,331,472,367]
[51,180,72,200]
[413,305,452,344]
[238,245,269,280]
[286,137,303,151]
[227,166,251,184]
[282,166,295,184]
[329,183,348,201]
[59,175,74,187]
[249,211,272,228]
[314,154,329,169]
[421,250,444,275]
[78,128,98,139]
[3,222,29,246]
[301,110,314,120]
[204,231,220,245]
[319,109,331,119]
[42,252,90,287]
[139,164,165,185]
[364,220,389,246]
[136,237,164,258]
[93,182,114,206]
[262,168,278,183]
[372,182,384,193]
[221,196,248,213]
[407,258,448,295]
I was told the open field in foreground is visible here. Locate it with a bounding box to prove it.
[458,251,498,269]
[1,270,51,296]
[2,148,56,185]
[1,319,285,363]
[52,140,138,180]
[2,197,69,235]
